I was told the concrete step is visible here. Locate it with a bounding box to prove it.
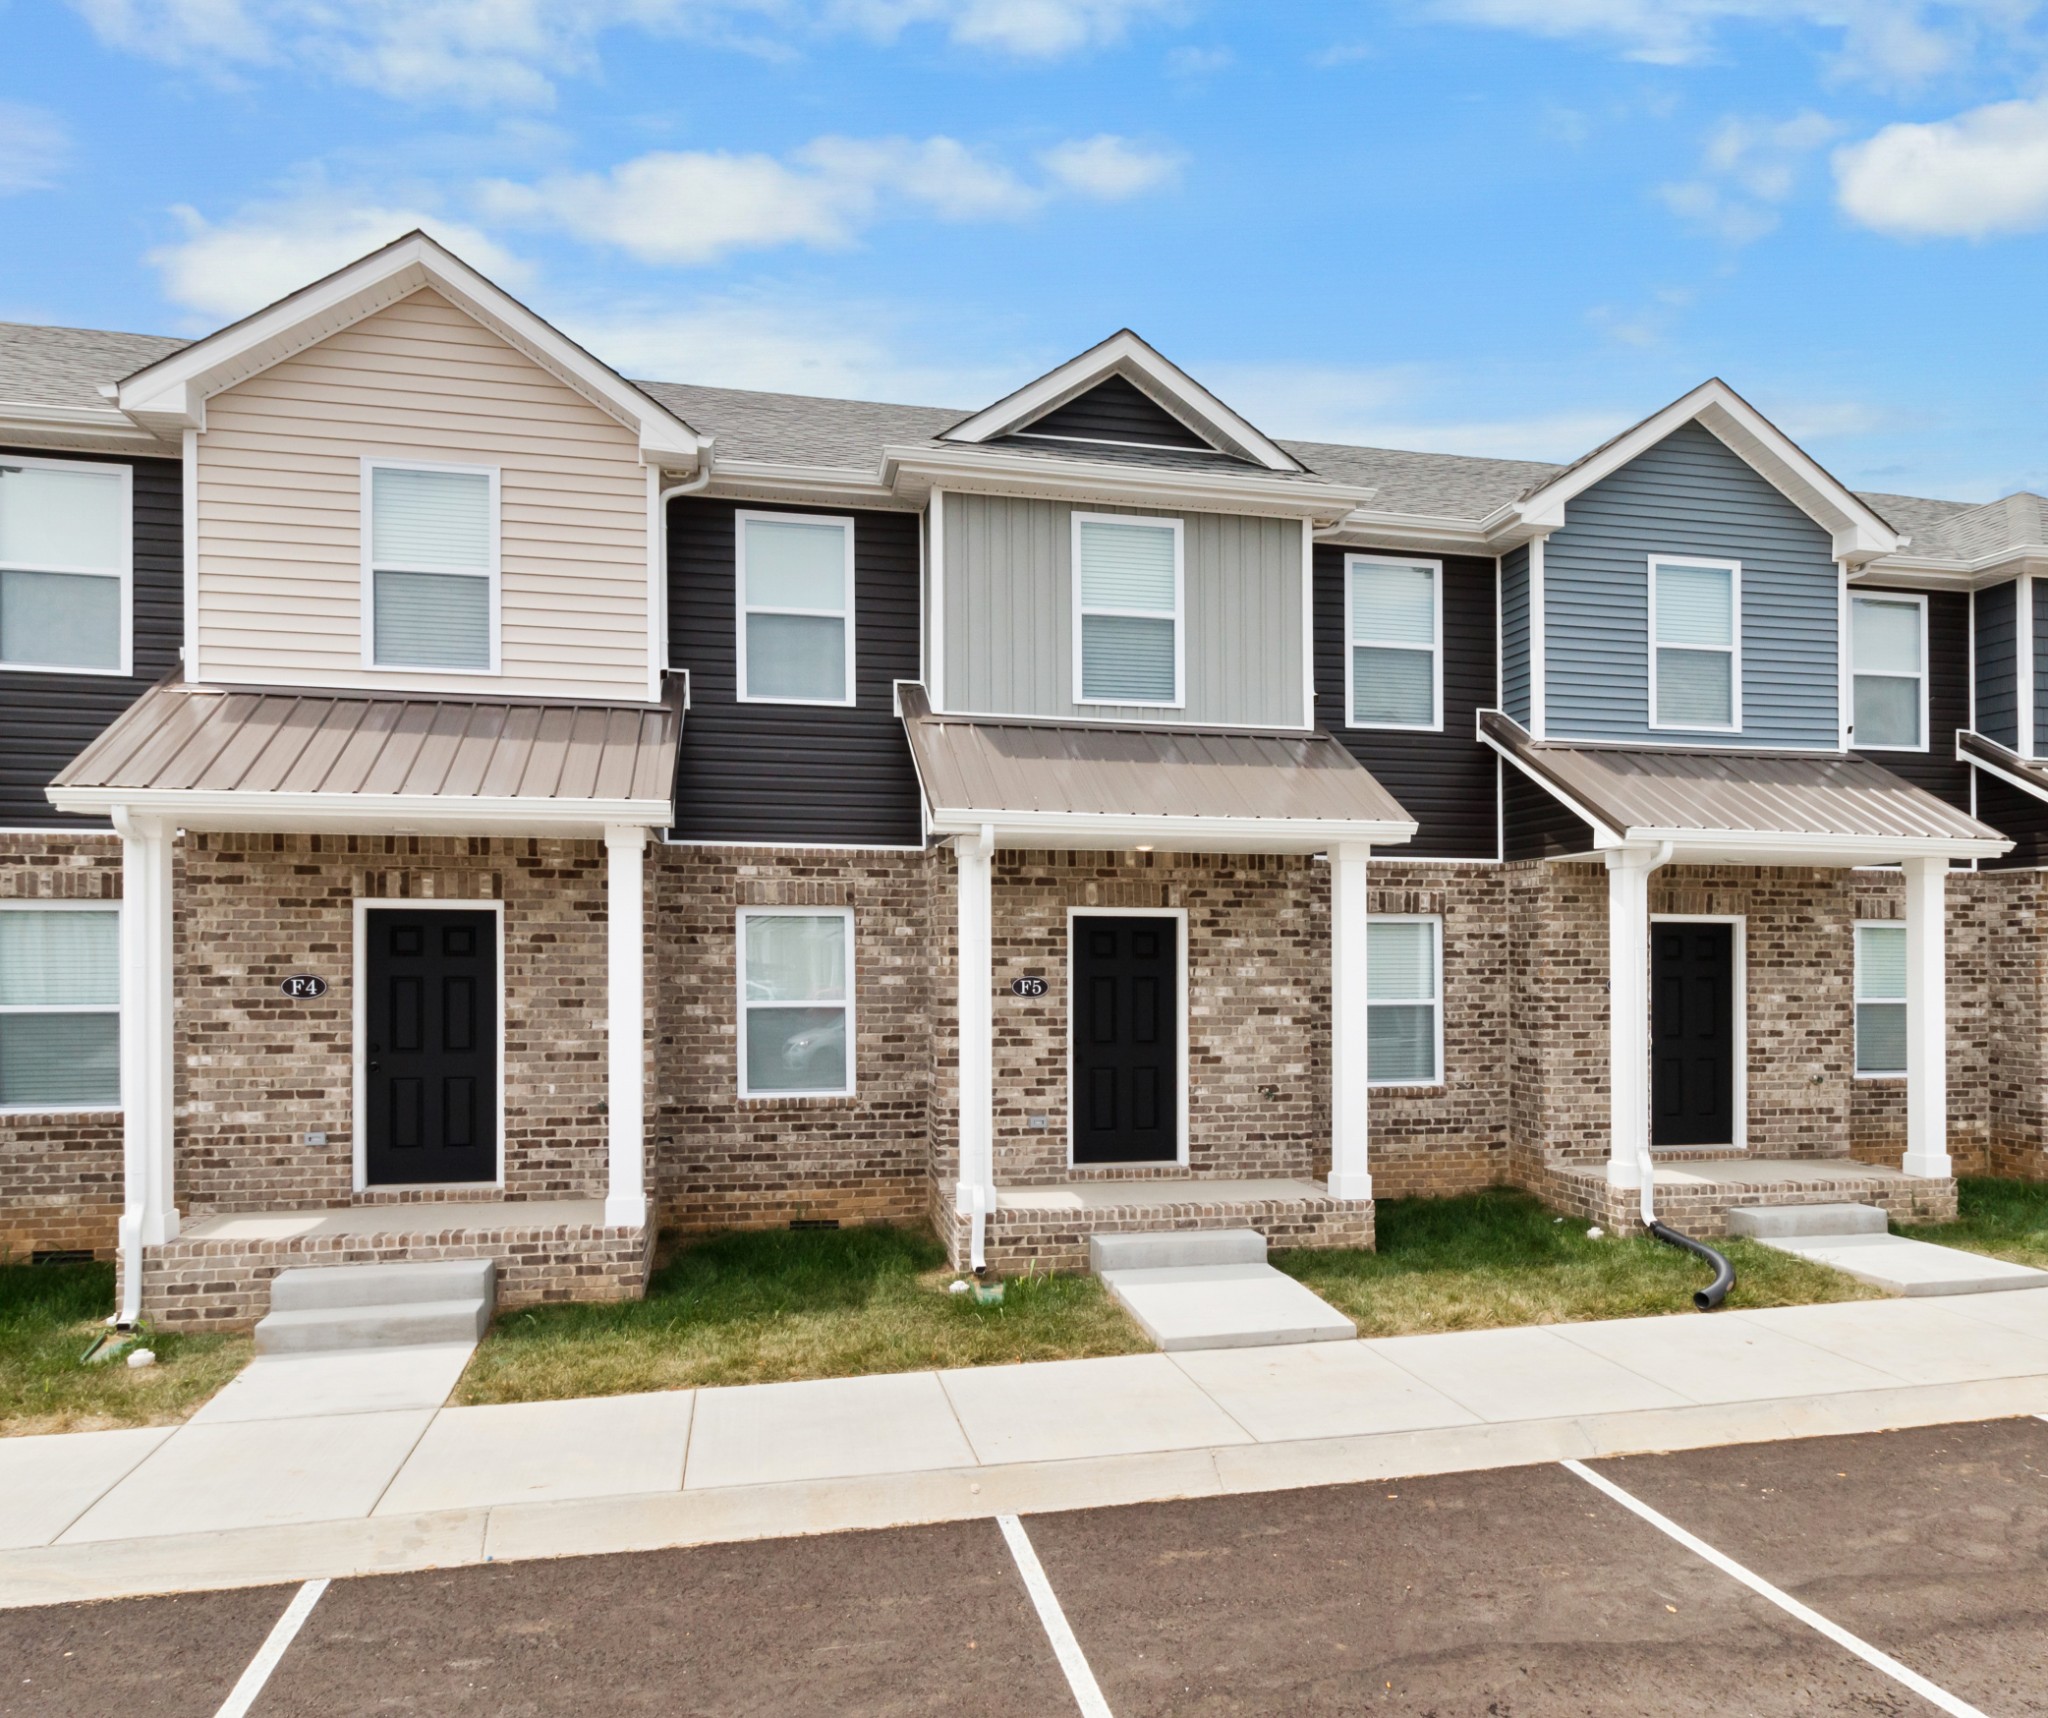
[269,1258,496,1313]
[1750,1232,2048,1297]
[1090,1229,1266,1272]
[254,1297,492,1355]
[1100,1261,1355,1351]
[1728,1203,1889,1240]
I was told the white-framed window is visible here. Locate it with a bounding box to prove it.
[1346,555,1441,729]
[362,459,499,673]
[736,510,856,705]
[738,907,854,1098]
[1649,556,1741,731]
[0,455,132,676]
[0,904,120,1112]
[1850,592,1927,752]
[1366,915,1442,1087]
[1854,921,1907,1078]
[1073,512,1183,706]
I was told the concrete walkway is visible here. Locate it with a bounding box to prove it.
[4,1289,2048,1610]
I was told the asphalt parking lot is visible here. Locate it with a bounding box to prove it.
[4,1416,2042,1717]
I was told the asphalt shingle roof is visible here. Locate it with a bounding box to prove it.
[0,322,188,411]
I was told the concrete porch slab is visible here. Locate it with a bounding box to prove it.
[1100,1262,1356,1350]
[179,1199,613,1241]
[1751,1231,2048,1297]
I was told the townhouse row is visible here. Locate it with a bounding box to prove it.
[2,233,2045,1325]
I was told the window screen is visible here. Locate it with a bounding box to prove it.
[1851,596,1923,750]
[368,465,494,670]
[740,911,853,1096]
[1076,516,1179,704]
[0,909,120,1109]
[1349,560,1438,727]
[0,463,125,671]
[740,515,853,703]
[1855,922,1907,1076]
[1366,918,1441,1086]
[1653,560,1737,728]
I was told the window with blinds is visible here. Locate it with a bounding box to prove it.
[1650,557,1740,730]
[1347,557,1440,728]
[737,512,854,704]
[0,459,128,673]
[1850,594,1925,750]
[0,907,120,1111]
[1074,514,1182,705]
[1855,922,1907,1077]
[739,909,854,1096]
[366,462,496,671]
[1366,917,1442,1086]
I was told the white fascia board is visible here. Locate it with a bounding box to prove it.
[1510,381,1900,563]
[45,786,674,835]
[1317,511,1491,556]
[937,331,1304,474]
[1859,550,2048,591]
[1626,825,2011,864]
[114,232,707,467]
[882,446,1366,523]
[706,459,906,509]
[924,806,1417,853]
[0,402,169,451]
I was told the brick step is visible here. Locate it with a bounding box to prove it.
[254,1297,492,1355]
[269,1258,497,1313]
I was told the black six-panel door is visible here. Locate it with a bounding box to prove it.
[1651,922,1736,1148]
[365,909,498,1185]
[1071,915,1178,1164]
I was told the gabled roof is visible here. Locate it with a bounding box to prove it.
[1506,379,1900,564]
[114,231,707,467]
[939,330,1306,474]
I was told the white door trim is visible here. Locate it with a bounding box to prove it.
[1065,905,1190,1169]
[1649,912,1748,1152]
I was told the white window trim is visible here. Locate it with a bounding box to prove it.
[0,900,123,1116]
[1365,912,1445,1090]
[351,898,506,1192]
[735,509,857,708]
[1849,590,1930,754]
[1650,913,1748,1149]
[1071,510,1185,710]
[1647,555,1742,733]
[1344,553,1443,732]
[0,453,134,679]
[1065,906,1190,1168]
[1853,918,1908,1081]
[359,457,502,676]
[737,905,857,1100]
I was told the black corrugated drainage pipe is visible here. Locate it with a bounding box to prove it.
[1647,1221,1736,1310]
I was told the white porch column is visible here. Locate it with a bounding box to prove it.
[603,824,649,1228]
[953,825,995,1215]
[1328,840,1373,1202]
[1604,845,1658,1191]
[1902,854,1952,1179]
[113,810,176,1323]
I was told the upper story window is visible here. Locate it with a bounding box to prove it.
[1850,593,1926,751]
[1650,557,1741,731]
[1366,916,1442,1087]
[1074,513,1182,706]
[738,908,854,1098]
[365,460,498,673]
[0,457,130,676]
[0,905,121,1112]
[1347,556,1441,729]
[736,511,855,705]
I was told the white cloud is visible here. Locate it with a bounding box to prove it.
[827,0,1179,57]
[1164,44,1232,77]
[0,103,70,195]
[147,198,526,319]
[1659,110,1839,244]
[1038,135,1181,199]
[1836,95,2048,236]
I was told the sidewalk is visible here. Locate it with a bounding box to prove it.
[4,1289,2048,1611]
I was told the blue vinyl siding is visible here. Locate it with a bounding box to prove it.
[1500,545,1530,724]
[1542,420,1840,748]
[1976,579,2017,748]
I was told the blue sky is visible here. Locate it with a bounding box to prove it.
[7,2,2048,503]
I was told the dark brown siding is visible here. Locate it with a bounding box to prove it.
[1978,771,2048,869]
[1315,546,1498,860]
[0,448,181,829]
[1503,763,1597,861]
[667,497,924,847]
[1854,589,1970,814]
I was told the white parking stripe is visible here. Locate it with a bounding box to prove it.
[213,1578,329,1718]
[997,1514,1114,1718]
[1563,1461,1987,1718]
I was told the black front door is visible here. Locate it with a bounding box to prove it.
[365,909,498,1185]
[1071,915,1178,1164]
[1651,922,1736,1148]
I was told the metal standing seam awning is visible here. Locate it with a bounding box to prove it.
[898,683,1417,853]
[47,672,683,835]
[1479,708,2009,865]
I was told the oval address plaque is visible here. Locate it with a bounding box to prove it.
[280,975,329,1000]
[1009,975,1049,998]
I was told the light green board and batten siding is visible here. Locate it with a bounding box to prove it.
[938,493,1306,726]
[1496,420,1842,748]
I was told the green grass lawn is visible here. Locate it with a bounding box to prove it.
[1899,1176,2048,1269]
[1275,1187,1881,1338]
[454,1222,1150,1406]
[0,1260,250,1436]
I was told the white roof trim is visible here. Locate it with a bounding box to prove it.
[1511,379,1901,564]
[882,444,1365,522]
[923,805,1417,855]
[938,330,1305,474]
[113,231,707,467]
[46,785,673,835]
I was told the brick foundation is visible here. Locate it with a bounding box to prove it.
[938,1189,1374,1277]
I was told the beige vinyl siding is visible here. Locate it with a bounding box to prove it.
[942,493,1305,726]
[194,289,652,699]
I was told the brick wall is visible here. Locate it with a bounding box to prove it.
[1975,868,2048,1181]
